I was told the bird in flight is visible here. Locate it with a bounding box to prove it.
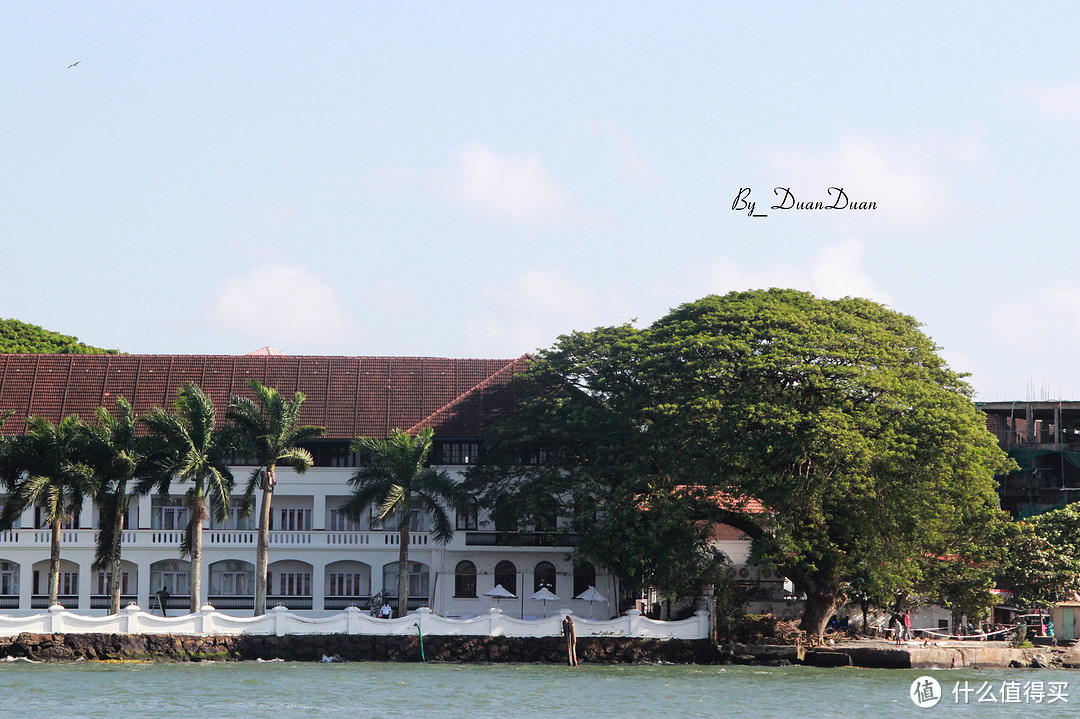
[67,61,80,69]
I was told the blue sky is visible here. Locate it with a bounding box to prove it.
[2,2,1078,400]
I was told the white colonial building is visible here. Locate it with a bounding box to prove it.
[0,351,757,621]
[0,352,620,619]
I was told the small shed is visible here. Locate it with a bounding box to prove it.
[1049,602,1080,640]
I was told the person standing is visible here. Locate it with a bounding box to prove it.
[379,601,392,619]
[902,610,912,641]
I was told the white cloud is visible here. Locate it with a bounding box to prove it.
[767,136,938,220]
[1026,82,1080,120]
[211,265,351,346]
[450,142,580,225]
[708,239,890,304]
[465,269,629,354]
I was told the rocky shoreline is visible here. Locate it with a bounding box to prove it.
[2,633,1077,668]
[0,633,713,664]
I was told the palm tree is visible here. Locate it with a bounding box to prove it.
[226,378,324,615]
[85,397,157,614]
[341,428,459,618]
[0,415,95,607]
[140,382,234,614]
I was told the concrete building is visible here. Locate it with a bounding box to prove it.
[978,401,1080,517]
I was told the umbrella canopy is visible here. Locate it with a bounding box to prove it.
[482,583,517,599]
[529,587,559,602]
[574,586,606,602]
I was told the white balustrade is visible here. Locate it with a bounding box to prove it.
[0,605,709,639]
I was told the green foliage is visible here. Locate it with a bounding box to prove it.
[0,414,97,605]
[999,504,1080,609]
[468,290,1016,634]
[343,428,460,617]
[225,379,324,615]
[0,318,119,354]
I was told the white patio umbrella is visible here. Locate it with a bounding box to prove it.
[482,583,517,607]
[574,585,607,619]
[528,587,559,617]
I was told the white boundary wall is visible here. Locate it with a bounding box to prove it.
[0,604,710,640]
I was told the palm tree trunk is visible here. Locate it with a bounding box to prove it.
[48,517,61,606]
[108,487,126,614]
[189,499,205,614]
[254,468,275,616]
[397,512,410,619]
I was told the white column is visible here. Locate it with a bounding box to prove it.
[18,560,33,612]
[311,562,325,611]
[80,496,94,530]
[137,494,153,529]
[137,558,152,610]
[312,488,327,530]
[77,557,93,611]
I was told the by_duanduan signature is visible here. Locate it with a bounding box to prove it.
[732,187,877,217]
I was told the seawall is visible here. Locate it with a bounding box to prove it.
[4,633,1077,668]
[0,633,715,663]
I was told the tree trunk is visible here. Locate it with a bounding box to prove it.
[189,499,205,615]
[108,486,126,614]
[48,517,61,606]
[800,589,842,638]
[254,467,275,616]
[397,502,410,619]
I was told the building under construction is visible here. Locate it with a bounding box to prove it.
[979,401,1080,518]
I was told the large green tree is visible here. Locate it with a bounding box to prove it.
[140,382,234,613]
[468,290,1014,635]
[0,415,95,607]
[226,379,323,616]
[85,397,157,614]
[341,428,458,618]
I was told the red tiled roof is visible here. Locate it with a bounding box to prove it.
[0,354,531,440]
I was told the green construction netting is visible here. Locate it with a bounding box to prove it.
[1016,499,1070,520]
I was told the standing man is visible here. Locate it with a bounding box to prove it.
[155,586,170,617]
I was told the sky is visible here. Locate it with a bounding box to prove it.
[2,2,1079,401]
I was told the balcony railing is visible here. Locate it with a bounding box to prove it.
[90,594,138,609]
[463,531,578,547]
[324,595,372,611]
[267,595,312,610]
[0,529,432,548]
[31,595,78,609]
[0,596,18,609]
[208,595,254,610]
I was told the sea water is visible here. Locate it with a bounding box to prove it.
[0,660,1074,718]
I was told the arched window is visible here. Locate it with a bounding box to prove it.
[533,561,556,593]
[494,560,517,596]
[573,561,595,598]
[454,560,477,598]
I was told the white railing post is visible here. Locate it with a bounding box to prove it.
[694,609,710,640]
[625,608,641,637]
[273,605,287,636]
[200,604,215,635]
[416,606,432,637]
[124,603,141,634]
[345,606,362,634]
[49,604,64,633]
[489,607,503,636]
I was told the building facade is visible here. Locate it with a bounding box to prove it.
[0,353,629,619]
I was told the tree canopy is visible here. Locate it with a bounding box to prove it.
[999,504,1080,610]
[468,289,1015,634]
[0,318,119,354]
